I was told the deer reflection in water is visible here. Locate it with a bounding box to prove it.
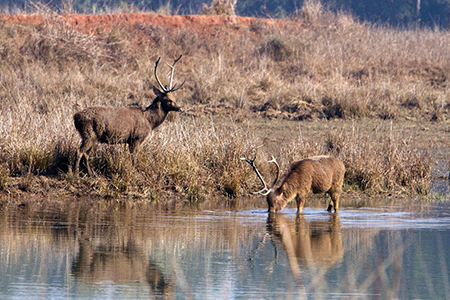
[71,235,173,298]
[251,213,343,284]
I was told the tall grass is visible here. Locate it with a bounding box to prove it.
[0,3,438,200]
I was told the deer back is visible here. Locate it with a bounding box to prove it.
[74,106,151,144]
[279,156,344,196]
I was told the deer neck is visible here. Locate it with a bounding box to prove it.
[145,101,168,129]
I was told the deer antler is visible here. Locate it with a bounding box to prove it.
[154,55,185,93]
[268,155,280,187]
[154,57,167,92]
[168,55,182,90]
[241,154,271,196]
[169,79,186,92]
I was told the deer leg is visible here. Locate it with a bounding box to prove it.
[84,150,94,176]
[328,191,340,213]
[129,141,141,166]
[295,195,306,214]
[75,138,95,176]
[75,150,82,175]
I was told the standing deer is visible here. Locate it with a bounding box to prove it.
[241,154,345,213]
[74,55,185,175]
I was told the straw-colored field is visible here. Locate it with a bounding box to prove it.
[0,1,448,204]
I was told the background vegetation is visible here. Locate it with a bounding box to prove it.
[2,0,450,28]
[0,1,443,203]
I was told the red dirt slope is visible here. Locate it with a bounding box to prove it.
[0,13,300,33]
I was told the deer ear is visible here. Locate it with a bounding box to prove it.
[153,86,165,97]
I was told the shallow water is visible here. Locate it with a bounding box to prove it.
[1,202,450,299]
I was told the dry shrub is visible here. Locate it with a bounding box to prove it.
[259,36,294,62]
[7,145,53,176]
[201,0,237,16]
[50,140,77,174]
[19,13,129,67]
[0,163,9,191]
[298,0,325,25]
[1,137,76,178]
[325,123,431,194]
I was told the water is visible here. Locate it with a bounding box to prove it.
[1,201,450,299]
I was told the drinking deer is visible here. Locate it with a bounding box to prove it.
[74,55,185,175]
[241,154,345,213]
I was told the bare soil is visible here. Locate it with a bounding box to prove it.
[0,13,300,34]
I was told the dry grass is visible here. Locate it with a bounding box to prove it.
[0,2,442,202]
[201,0,237,16]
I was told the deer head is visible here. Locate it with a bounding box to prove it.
[241,154,282,211]
[151,55,185,112]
